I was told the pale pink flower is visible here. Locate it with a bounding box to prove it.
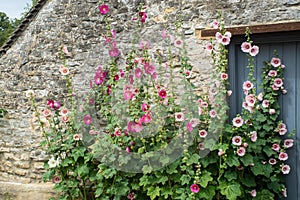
[212,20,219,29]
[123,91,133,101]
[250,189,257,197]
[227,90,232,96]
[249,45,259,56]
[206,43,213,52]
[278,122,287,129]
[52,175,61,184]
[83,115,92,125]
[61,115,69,123]
[274,78,283,88]
[89,130,95,135]
[175,112,185,122]
[221,73,228,80]
[220,36,230,45]
[144,63,156,74]
[242,102,254,113]
[257,93,263,101]
[278,152,288,161]
[282,188,287,197]
[272,143,280,152]
[198,142,205,150]
[186,122,193,132]
[199,130,208,138]
[269,109,276,115]
[126,146,131,154]
[209,109,217,118]
[215,32,223,42]
[73,134,82,141]
[262,100,269,108]
[282,164,291,174]
[269,158,277,165]
[161,30,167,39]
[60,108,68,116]
[282,89,287,94]
[189,118,199,127]
[190,184,200,193]
[232,116,243,127]
[279,128,287,135]
[135,67,143,79]
[241,42,251,53]
[42,109,52,118]
[268,70,277,77]
[123,84,133,92]
[232,136,242,146]
[245,94,256,107]
[218,149,224,156]
[284,139,294,148]
[59,67,69,75]
[140,41,149,49]
[243,80,254,91]
[201,101,208,108]
[198,107,202,115]
[271,57,281,67]
[250,131,257,142]
[281,64,286,69]
[62,46,69,55]
[243,142,248,147]
[174,39,183,48]
[237,147,246,156]
[272,84,279,91]
[224,31,232,38]
[109,48,120,57]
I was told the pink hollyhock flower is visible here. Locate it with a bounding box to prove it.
[141,114,151,124]
[209,109,217,118]
[198,142,205,150]
[232,116,243,127]
[279,128,287,136]
[212,20,219,29]
[271,57,281,67]
[272,84,279,91]
[199,130,208,138]
[127,191,135,200]
[268,70,277,77]
[282,89,287,94]
[257,93,263,101]
[237,147,246,156]
[89,130,95,135]
[53,101,61,110]
[262,100,269,108]
[123,91,133,101]
[282,188,287,197]
[123,84,133,92]
[241,42,251,53]
[83,115,92,125]
[125,146,131,154]
[141,103,150,112]
[174,39,183,48]
[59,67,69,76]
[114,74,119,81]
[47,99,55,108]
[232,136,242,146]
[52,175,61,184]
[220,36,230,45]
[120,69,125,77]
[282,164,291,174]
[61,115,69,123]
[278,152,288,161]
[224,31,232,38]
[184,70,192,79]
[215,32,223,42]
[175,112,185,122]
[278,122,287,129]
[272,143,280,152]
[250,189,256,197]
[186,122,193,132]
[140,41,150,49]
[158,90,167,99]
[227,90,232,96]
[98,4,109,15]
[201,101,208,108]
[73,134,82,141]
[269,108,276,115]
[135,67,143,78]
[243,142,248,147]
[198,107,202,115]
[245,94,256,107]
[60,108,68,116]
[206,43,213,52]
[42,109,52,118]
[107,85,112,95]
[144,63,156,74]
[243,80,254,91]
[249,45,259,56]
[114,128,122,136]
[109,48,120,57]
[190,118,199,127]
[269,158,277,165]
[190,184,200,193]
[62,46,69,55]
[221,73,228,80]
[94,75,104,85]
[250,131,257,142]
[284,139,294,148]
[274,78,283,88]
[218,149,224,156]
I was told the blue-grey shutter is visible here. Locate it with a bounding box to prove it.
[228,31,300,200]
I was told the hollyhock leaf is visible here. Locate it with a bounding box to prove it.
[180,174,191,185]
[187,153,200,165]
[224,170,238,182]
[240,154,254,166]
[198,186,216,200]
[142,165,153,174]
[219,181,241,200]
[256,113,267,122]
[263,146,275,157]
[200,171,213,188]
[159,155,170,166]
[253,189,275,200]
[226,155,240,167]
[161,187,173,199]
[241,173,256,187]
[251,163,272,177]
[263,124,273,132]
[147,186,160,200]
[200,155,219,168]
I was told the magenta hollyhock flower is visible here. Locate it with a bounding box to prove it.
[249,45,259,56]
[107,85,112,95]
[94,75,104,85]
[141,114,151,124]
[98,4,109,15]
[186,122,193,132]
[282,165,291,174]
[158,90,167,99]
[135,67,143,78]
[271,57,281,67]
[109,48,120,57]
[278,152,288,161]
[114,128,122,136]
[139,11,147,22]
[144,63,155,74]
[125,146,131,154]
[199,130,208,138]
[114,74,119,81]
[141,103,150,112]
[232,116,243,127]
[237,147,246,156]
[83,115,92,125]
[232,136,242,146]
[284,139,294,148]
[53,101,61,110]
[47,99,55,108]
[190,184,200,193]
[241,42,251,53]
[120,69,125,77]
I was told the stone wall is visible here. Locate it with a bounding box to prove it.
[0,0,299,198]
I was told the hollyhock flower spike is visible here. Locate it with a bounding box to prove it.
[99,4,109,15]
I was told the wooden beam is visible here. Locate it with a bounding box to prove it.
[197,21,300,39]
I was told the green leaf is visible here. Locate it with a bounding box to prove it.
[219,181,241,200]
[180,174,191,185]
[256,113,267,122]
[241,173,256,187]
[147,186,160,200]
[61,157,73,167]
[224,170,237,182]
[200,171,213,188]
[198,185,216,200]
[161,187,173,199]
[142,165,153,174]
[159,155,170,166]
[226,155,240,167]
[253,189,275,200]
[263,124,273,132]
[187,153,200,165]
[240,154,254,166]
[251,163,272,178]
[263,146,275,157]
[77,164,89,177]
